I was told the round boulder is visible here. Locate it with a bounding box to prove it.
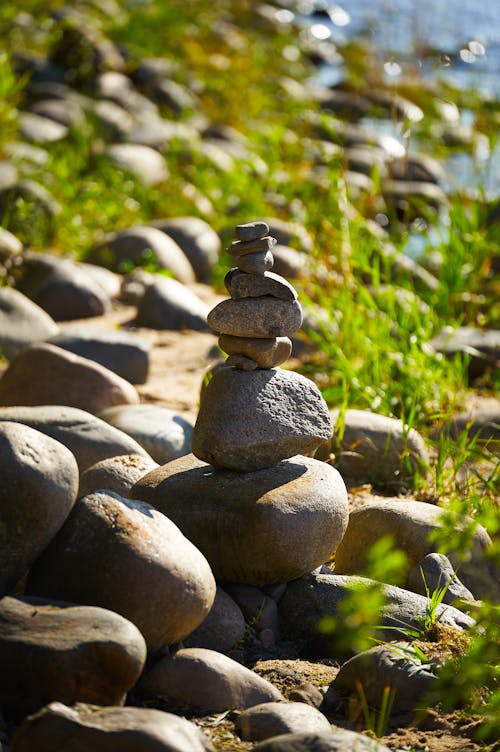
[78,453,159,497]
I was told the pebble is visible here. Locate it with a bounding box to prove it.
[98,403,194,463]
[0,342,140,414]
[0,287,59,360]
[134,276,210,331]
[0,405,153,471]
[235,221,270,241]
[78,453,159,497]
[0,421,78,597]
[10,702,215,752]
[219,334,292,369]
[192,367,331,471]
[207,298,302,339]
[225,269,298,301]
[235,701,332,741]
[27,490,216,653]
[130,453,347,586]
[137,647,283,713]
[237,249,275,275]
[0,596,146,721]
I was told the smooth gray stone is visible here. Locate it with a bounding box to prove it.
[271,245,309,280]
[0,287,59,360]
[48,328,150,384]
[207,298,302,339]
[229,236,276,257]
[236,702,332,741]
[19,111,68,143]
[137,648,283,713]
[99,404,193,463]
[279,573,474,648]
[0,596,146,721]
[237,250,274,275]
[93,99,135,139]
[225,269,298,301]
[235,221,270,241]
[28,97,86,128]
[435,406,500,444]
[96,70,159,115]
[0,421,78,596]
[192,367,331,471]
[27,491,216,653]
[184,586,246,655]
[134,276,210,331]
[105,143,169,185]
[0,405,153,471]
[87,226,195,282]
[219,335,292,369]
[130,454,347,586]
[331,641,436,713]
[152,217,221,283]
[407,553,475,604]
[253,729,392,751]
[78,454,159,497]
[10,703,215,752]
[78,263,122,299]
[427,326,500,379]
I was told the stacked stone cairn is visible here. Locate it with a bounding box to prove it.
[131,221,349,586]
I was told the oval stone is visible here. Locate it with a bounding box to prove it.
[225,269,298,301]
[130,454,348,586]
[219,335,292,369]
[207,298,302,339]
[235,221,270,241]
[237,250,274,275]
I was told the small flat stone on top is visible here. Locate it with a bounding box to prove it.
[237,250,274,275]
[208,298,302,338]
[226,269,298,300]
[235,221,270,241]
[228,236,276,257]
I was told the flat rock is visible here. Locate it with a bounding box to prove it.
[329,409,429,490]
[87,226,195,283]
[237,250,274,275]
[229,236,276,257]
[0,287,59,360]
[235,221,270,241]
[105,143,169,185]
[279,572,474,648]
[0,342,139,414]
[208,298,302,339]
[0,596,146,720]
[219,335,292,369]
[0,421,78,596]
[235,702,332,741]
[27,490,216,652]
[134,276,210,331]
[138,647,283,713]
[130,454,347,586]
[48,328,151,384]
[184,586,246,654]
[10,702,214,752]
[99,404,193,463]
[192,367,331,471]
[152,217,221,282]
[78,453,159,497]
[253,729,392,751]
[225,269,298,301]
[0,405,153,471]
[334,499,499,601]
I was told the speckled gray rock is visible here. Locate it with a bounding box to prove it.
[99,404,193,463]
[236,250,274,275]
[28,491,216,652]
[130,454,347,586]
[0,597,146,721]
[235,221,270,241]
[0,342,139,413]
[225,269,298,301]
[0,287,59,360]
[134,276,210,331]
[407,553,475,604]
[105,143,169,185]
[331,641,436,713]
[219,335,292,369]
[279,572,474,648]
[152,217,221,282]
[48,328,150,384]
[184,586,246,654]
[0,422,78,596]
[334,499,499,601]
[208,298,302,339]
[87,226,195,283]
[10,702,215,752]
[253,729,391,751]
[329,409,429,489]
[192,367,331,471]
[0,405,153,471]
[235,702,332,741]
[137,648,283,712]
[78,453,159,497]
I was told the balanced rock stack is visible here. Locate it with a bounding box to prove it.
[131,221,348,586]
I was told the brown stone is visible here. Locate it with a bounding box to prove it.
[225,269,298,300]
[237,250,274,275]
[208,298,302,339]
[228,236,276,257]
[219,334,292,369]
